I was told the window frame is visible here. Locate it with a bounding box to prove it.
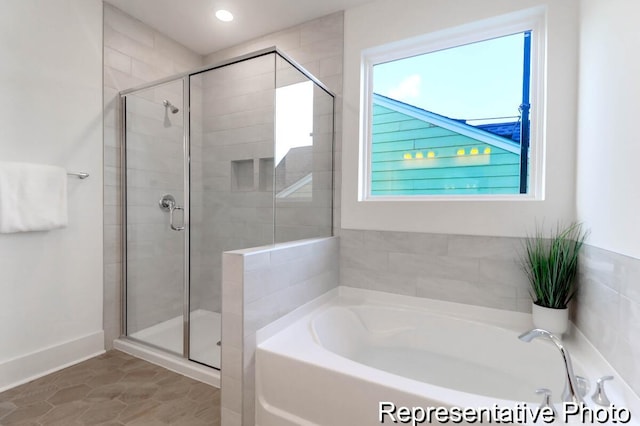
[359,9,546,202]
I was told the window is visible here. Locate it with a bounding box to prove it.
[361,15,543,199]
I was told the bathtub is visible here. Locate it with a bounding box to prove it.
[256,287,639,425]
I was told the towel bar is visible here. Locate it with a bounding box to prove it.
[67,172,90,179]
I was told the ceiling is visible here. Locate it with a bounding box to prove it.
[104,0,377,55]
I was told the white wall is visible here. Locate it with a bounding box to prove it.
[342,0,579,238]
[0,0,104,390]
[576,0,640,260]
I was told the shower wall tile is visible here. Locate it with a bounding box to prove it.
[204,12,344,243]
[221,374,243,414]
[204,91,275,119]
[193,53,276,315]
[103,146,119,170]
[104,5,154,48]
[103,261,122,348]
[155,32,203,71]
[221,237,339,426]
[103,225,122,264]
[204,72,274,100]
[574,244,640,396]
[103,206,121,227]
[104,66,146,92]
[103,25,162,73]
[204,108,274,134]
[340,229,530,313]
[104,47,132,75]
[221,407,241,426]
[103,3,204,348]
[131,58,172,82]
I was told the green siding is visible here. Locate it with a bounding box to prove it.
[371,104,521,196]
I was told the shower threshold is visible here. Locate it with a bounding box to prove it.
[114,309,221,388]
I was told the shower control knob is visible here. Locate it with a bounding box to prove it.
[159,194,176,211]
[562,375,590,401]
[158,194,185,231]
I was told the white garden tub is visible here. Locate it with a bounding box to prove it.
[256,287,639,425]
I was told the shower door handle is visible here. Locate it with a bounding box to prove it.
[159,193,185,231]
[170,205,185,231]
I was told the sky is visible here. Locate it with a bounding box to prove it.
[373,32,527,124]
[275,81,313,165]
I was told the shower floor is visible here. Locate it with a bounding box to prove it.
[130,309,221,369]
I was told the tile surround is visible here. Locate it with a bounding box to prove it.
[221,237,339,426]
[340,229,531,312]
[204,12,344,238]
[103,5,341,351]
[575,244,640,396]
[103,12,343,424]
[194,54,275,316]
[341,230,640,398]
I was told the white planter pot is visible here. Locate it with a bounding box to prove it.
[531,303,569,336]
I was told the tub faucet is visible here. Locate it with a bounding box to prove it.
[518,328,584,405]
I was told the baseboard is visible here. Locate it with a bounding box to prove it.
[0,331,105,392]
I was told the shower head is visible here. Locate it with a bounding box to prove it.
[163,99,179,114]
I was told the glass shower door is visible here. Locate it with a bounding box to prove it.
[274,55,334,243]
[124,79,187,357]
[188,54,276,369]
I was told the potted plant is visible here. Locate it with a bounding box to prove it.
[521,222,588,335]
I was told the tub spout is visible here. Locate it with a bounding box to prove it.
[518,328,584,405]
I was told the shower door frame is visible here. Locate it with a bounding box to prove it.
[119,75,192,359]
[118,47,335,365]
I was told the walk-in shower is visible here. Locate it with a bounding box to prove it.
[114,48,334,380]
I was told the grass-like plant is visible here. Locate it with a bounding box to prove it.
[522,222,588,309]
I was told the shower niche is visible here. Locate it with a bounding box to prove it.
[230,157,274,192]
[119,49,334,370]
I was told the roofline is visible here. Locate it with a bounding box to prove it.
[276,173,313,198]
[373,94,520,154]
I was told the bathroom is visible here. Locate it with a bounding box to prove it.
[0,0,638,425]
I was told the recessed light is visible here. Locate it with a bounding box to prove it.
[215,9,234,22]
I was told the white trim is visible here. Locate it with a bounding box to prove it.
[360,6,547,201]
[0,331,105,392]
[360,57,374,200]
[362,7,546,66]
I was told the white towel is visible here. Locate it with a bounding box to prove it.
[0,162,68,233]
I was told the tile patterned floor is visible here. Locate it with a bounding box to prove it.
[0,351,220,425]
